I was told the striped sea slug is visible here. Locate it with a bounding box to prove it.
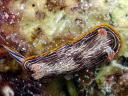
[4,24,122,79]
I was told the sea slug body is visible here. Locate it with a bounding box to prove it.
[4,24,122,79]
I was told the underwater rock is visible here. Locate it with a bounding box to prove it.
[0,72,51,96]
[96,56,128,96]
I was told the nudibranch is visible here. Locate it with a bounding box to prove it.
[4,24,122,79]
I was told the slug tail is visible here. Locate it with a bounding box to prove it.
[3,45,25,64]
